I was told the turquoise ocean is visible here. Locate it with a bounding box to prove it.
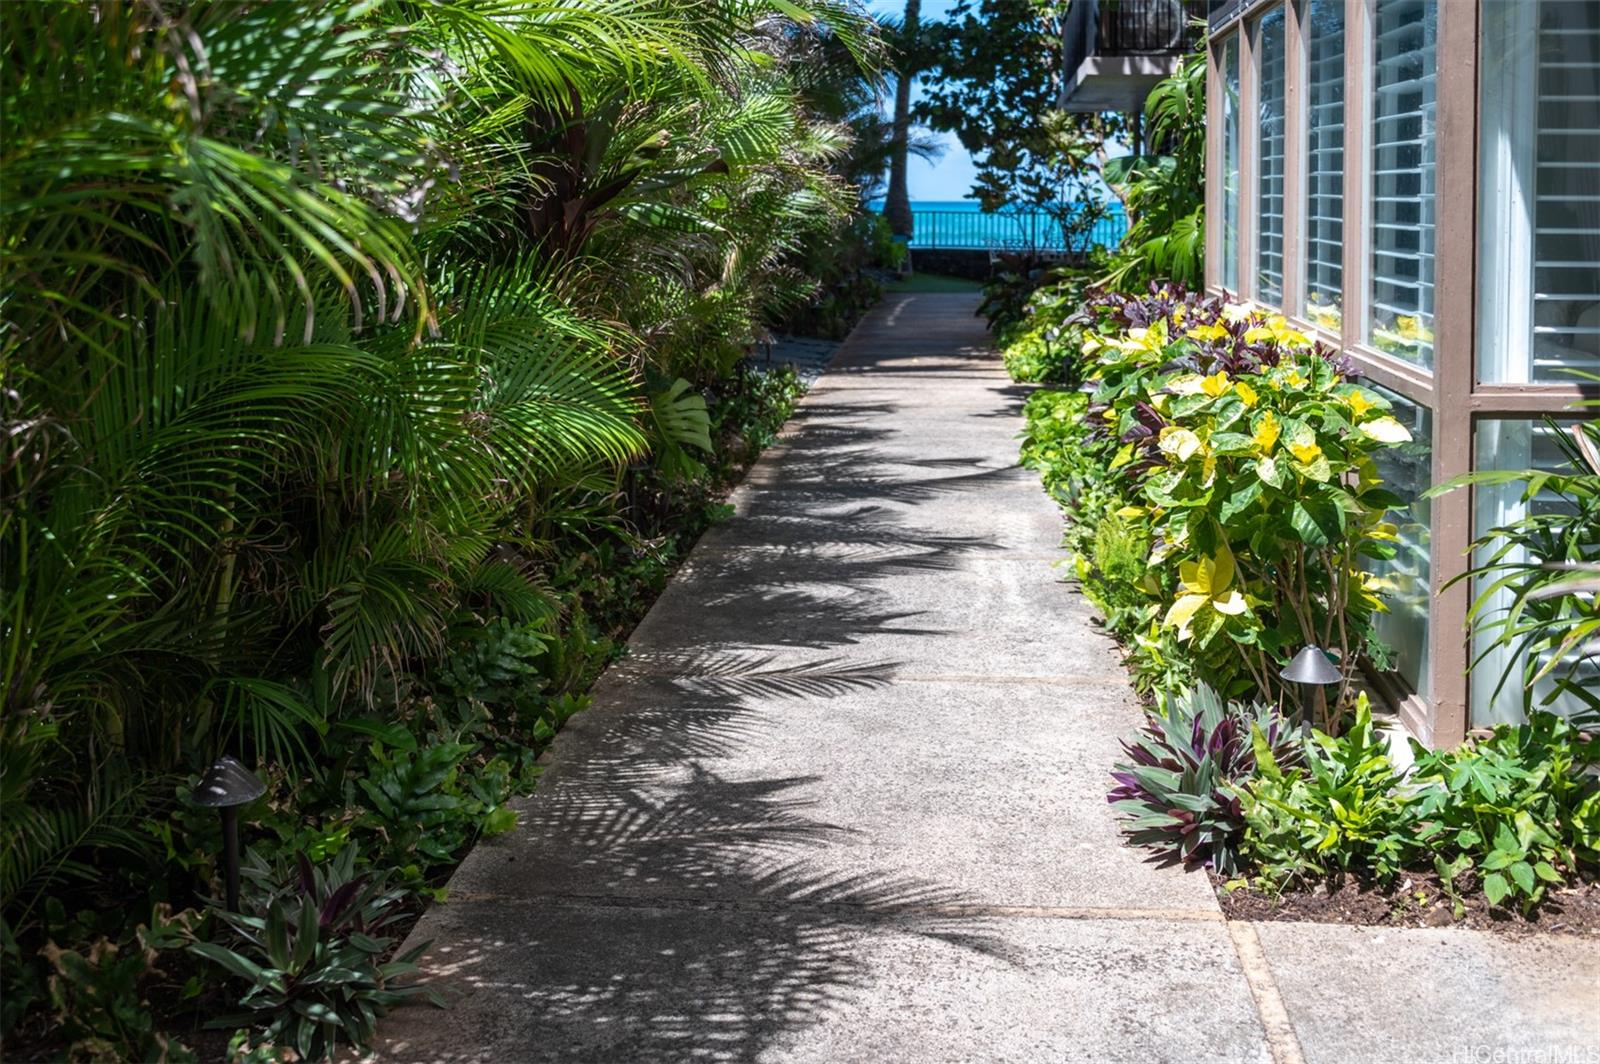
[867,199,1127,252]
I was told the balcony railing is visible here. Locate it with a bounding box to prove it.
[1063,0,1206,79]
[907,208,1127,254]
[1099,0,1199,55]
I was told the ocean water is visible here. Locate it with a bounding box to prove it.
[866,199,1127,251]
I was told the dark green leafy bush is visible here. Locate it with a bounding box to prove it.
[356,741,480,870]
[1232,706,1598,912]
[1410,712,1599,912]
[0,0,853,1049]
[978,252,1071,334]
[438,619,551,719]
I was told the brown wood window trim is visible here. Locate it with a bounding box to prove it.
[1338,0,1367,358]
[1281,0,1306,320]
[1425,0,1480,748]
[1239,22,1258,300]
[1284,313,1337,352]
[1350,347,1440,404]
[1467,387,1600,416]
[1206,36,1223,291]
[1345,344,1437,404]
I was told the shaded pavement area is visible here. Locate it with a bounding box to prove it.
[371,294,1598,1064]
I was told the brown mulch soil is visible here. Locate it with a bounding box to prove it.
[1212,867,1600,937]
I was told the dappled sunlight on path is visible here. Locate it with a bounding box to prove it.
[369,293,1267,1063]
[366,293,1600,1064]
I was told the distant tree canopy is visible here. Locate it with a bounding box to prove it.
[917,0,1124,211]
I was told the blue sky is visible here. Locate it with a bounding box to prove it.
[869,0,978,202]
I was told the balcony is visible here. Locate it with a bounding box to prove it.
[1058,0,1206,113]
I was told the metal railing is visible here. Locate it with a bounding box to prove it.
[1063,0,1207,75]
[907,209,1127,254]
[1099,0,1201,55]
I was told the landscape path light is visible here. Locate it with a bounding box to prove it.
[1279,645,1341,738]
[190,756,265,912]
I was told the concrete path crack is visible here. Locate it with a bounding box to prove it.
[437,889,1228,924]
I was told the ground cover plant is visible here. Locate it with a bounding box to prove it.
[1107,682,1299,875]
[1231,704,1599,916]
[0,0,886,1057]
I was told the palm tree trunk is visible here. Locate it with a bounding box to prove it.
[884,0,921,239]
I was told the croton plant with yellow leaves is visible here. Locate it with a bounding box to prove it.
[1062,286,1416,725]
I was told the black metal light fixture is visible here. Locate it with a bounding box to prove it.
[191,756,265,912]
[1279,645,1341,737]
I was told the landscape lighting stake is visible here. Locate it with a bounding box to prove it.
[1279,645,1341,738]
[190,756,266,912]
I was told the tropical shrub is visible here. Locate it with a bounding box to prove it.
[1100,46,1206,291]
[717,366,809,456]
[1108,683,1300,874]
[977,252,1088,334]
[437,619,554,726]
[999,278,1091,384]
[352,739,514,888]
[1236,701,1420,890]
[1410,712,1600,913]
[189,849,440,1061]
[41,907,199,1064]
[1020,286,1415,716]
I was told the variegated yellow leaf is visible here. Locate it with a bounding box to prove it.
[1359,416,1412,444]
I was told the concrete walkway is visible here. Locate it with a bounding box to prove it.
[373,294,1598,1064]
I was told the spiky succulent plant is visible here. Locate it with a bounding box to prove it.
[1108,682,1300,874]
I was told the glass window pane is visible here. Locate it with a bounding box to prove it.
[1223,34,1241,293]
[1472,419,1598,725]
[1303,0,1344,333]
[1255,8,1286,306]
[1366,0,1437,368]
[1364,387,1432,697]
[1478,0,1600,383]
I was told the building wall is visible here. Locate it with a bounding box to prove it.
[1203,0,1599,745]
